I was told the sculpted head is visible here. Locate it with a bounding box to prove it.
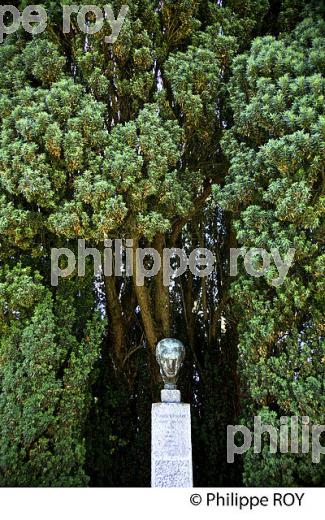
[156,338,185,389]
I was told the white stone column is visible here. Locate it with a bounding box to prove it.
[151,390,193,487]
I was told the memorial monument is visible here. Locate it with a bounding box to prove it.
[151,338,193,487]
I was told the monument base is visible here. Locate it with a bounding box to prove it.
[151,392,193,487]
[161,389,181,403]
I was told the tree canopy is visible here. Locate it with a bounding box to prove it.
[0,0,324,486]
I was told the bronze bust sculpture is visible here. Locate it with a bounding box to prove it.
[156,338,185,390]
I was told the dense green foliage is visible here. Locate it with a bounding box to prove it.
[0,0,324,486]
[215,16,325,485]
[0,265,105,485]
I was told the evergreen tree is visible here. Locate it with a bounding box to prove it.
[215,15,325,485]
[0,265,105,485]
[0,0,323,486]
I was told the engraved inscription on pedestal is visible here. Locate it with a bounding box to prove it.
[151,402,193,487]
[153,460,191,488]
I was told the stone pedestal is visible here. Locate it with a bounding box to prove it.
[151,391,193,487]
